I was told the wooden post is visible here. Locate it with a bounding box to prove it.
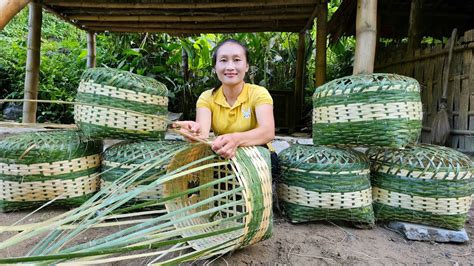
[86,31,96,68]
[315,0,327,87]
[407,0,423,56]
[181,47,189,119]
[22,1,42,123]
[353,0,377,75]
[0,0,31,30]
[293,31,306,132]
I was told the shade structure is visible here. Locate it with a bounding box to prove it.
[74,67,169,140]
[368,144,473,230]
[312,73,422,148]
[0,130,103,212]
[278,144,374,225]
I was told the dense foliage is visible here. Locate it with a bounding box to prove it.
[0,6,354,125]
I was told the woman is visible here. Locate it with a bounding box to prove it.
[175,39,275,159]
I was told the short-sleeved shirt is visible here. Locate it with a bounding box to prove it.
[196,83,273,136]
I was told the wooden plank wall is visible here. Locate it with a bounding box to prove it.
[375,29,474,153]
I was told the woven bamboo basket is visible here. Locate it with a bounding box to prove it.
[101,140,188,203]
[74,67,168,140]
[163,143,273,255]
[0,130,103,212]
[313,73,422,148]
[368,144,474,230]
[277,144,374,225]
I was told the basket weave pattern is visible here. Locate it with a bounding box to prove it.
[368,144,474,230]
[101,140,187,202]
[74,68,168,140]
[164,144,272,254]
[0,131,103,212]
[278,145,374,224]
[312,74,422,148]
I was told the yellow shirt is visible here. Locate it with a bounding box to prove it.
[196,83,273,136]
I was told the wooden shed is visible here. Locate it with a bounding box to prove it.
[2,0,332,133]
[329,0,474,152]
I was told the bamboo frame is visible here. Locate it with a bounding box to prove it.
[353,0,377,75]
[315,0,327,87]
[22,1,42,123]
[68,14,308,22]
[293,31,306,132]
[86,31,96,68]
[84,26,301,34]
[44,0,317,9]
[0,0,31,30]
[407,0,423,55]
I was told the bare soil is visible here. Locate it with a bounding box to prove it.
[0,207,472,265]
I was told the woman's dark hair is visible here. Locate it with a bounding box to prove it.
[211,39,250,94]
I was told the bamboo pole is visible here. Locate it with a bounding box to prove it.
[293,31,306,132]
[86,31,96,68]
[315,0,327,87]
[22,1,42,123]
[407,0,423,56]
[181,47,189,119]
[353,0,377,75]
[0,0,31,31]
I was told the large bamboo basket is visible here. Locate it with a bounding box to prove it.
[74,67,168,140]
[0,130,103,212]
[313,73,422,148]
[163,143,273,255]
[0,144,273,263]
[101,140,188,203]
[277,144,374,225]
[368,144,473,230]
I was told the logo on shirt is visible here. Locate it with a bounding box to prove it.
[242,107,251,119]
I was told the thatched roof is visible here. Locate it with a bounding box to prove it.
[42,0,320,34]
[328,0,474,43]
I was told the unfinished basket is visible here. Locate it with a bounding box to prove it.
[313,73,422,148]
[277,144,374,225]
[74,67,168,140]
[101,140,188,203]
[0,130,103,212]
[163,143,273,255]
[368,144,473,230]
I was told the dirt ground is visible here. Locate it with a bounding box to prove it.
[0,129,473,264]
[0,206,473,265]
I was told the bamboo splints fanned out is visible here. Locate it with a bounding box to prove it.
[0,142,273,264]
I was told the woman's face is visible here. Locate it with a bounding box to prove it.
[214,42,249,87]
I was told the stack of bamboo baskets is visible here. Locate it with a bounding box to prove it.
[0,67,274,263]
[278,73,473,231]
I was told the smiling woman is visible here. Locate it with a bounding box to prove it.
[174,39,275,160]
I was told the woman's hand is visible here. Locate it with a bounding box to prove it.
[212,133,241,159]
[172,121,201,142]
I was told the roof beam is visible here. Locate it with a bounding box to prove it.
[44,0,318,9]
[85,26,301,34]
[80,21,307,29]
[68,14,309,22]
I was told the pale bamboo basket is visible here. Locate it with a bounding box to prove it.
[0,130,103,212]
[278,144,374,225]
[368,144,473,230]
[163,143,273,255]
[74,67,168,140]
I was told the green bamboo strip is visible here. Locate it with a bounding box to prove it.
[314,90,420,107]
[76,92,167,114]
[281,202,375,223]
